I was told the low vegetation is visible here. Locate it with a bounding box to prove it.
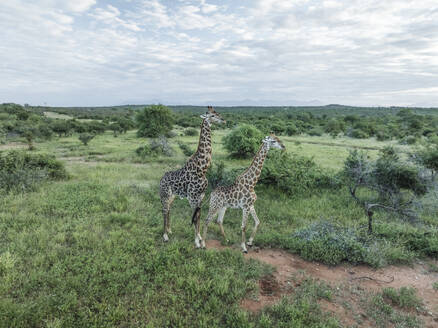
[1,102,437,327]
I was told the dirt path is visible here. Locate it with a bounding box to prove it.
[206,240,438,327]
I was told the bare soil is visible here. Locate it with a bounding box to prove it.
[206,240,438,328]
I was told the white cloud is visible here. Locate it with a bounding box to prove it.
[1,0,438,106]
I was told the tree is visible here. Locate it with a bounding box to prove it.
[343,148,428,233]
[413,145,438,179]
[51,120,71,137]
[78,133,95,146]
[223,124,263,158]
[109,123,123,137]
[136,105,174,138]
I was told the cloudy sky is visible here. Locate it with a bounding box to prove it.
[1,0,438,107]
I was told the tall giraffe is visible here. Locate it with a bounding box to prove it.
[160,106,225,247]
[200,133,285,253]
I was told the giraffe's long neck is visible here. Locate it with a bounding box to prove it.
[238,142,269,189]
[191,118,212,174]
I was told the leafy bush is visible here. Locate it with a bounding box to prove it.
[0,151,67,193]
[178,142,194,157]
[136,104,174,138]
[184,128,198,136]
[285,123,299,136]
[136,136,174,158]
[78,133,95,146]
[206,162,243,189]
[259,150,339,196]
[165,130,178,138]
[307,127,324,136]
[223,124,263,158]
[351,128,369,139]
[289,221,369,265]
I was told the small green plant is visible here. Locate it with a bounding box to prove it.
[433,282,438,290]
[78,133,95,146]
[367,293,422,328]
[382,287,423,310]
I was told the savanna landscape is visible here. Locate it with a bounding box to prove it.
[1,103,437,327]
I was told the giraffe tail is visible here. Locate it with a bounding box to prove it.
[191,207,201,225]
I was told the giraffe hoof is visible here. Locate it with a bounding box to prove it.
[243,250,248,254]
[247,242,253,247]
[163,234,169,242]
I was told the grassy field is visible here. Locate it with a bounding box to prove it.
[1,130,437,327]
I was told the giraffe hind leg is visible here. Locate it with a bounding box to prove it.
[216,207,228,243]
[201,205,220,249]
[247,206,260,247]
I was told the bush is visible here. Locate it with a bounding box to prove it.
[184,128,198,136]
[259,150,339,196]
[289,221,369,265]
[285,123,299,136]
[206,162,243,189]
[136,104,174,138]
[178,142,194,157]
[223,124,263,158]
[136,136,174,158]
[351,128,369,139]
[165,130,178,138]
[0,151,67,193]
[307,127,324,136]
[78,133,95,146]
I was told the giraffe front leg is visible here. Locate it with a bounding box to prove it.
[241,209,249,253]
[216,207,229,243]
[247,206,260,247]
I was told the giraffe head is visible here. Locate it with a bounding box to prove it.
[263,132,285,150]
[200,106,226,125]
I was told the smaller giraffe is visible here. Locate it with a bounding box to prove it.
[200,133,285,253]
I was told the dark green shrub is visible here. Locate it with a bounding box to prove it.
[223,124,263,158]
[285,123,299,136]
[136,104,174,138]
[184,128,198,136]
[78,133,95,146]
[0,151,67,193]
[178,142,194,157]
[206,162,243,189]
[351,128,369,139]
[259,150,339,196]
[307,127,324,136]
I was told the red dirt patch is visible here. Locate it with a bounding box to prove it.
[205,240,438,327]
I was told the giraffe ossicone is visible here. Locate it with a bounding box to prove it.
[159,106,225,246]
[200,134,285,253]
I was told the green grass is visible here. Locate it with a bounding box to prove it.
[0,129,436,327]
